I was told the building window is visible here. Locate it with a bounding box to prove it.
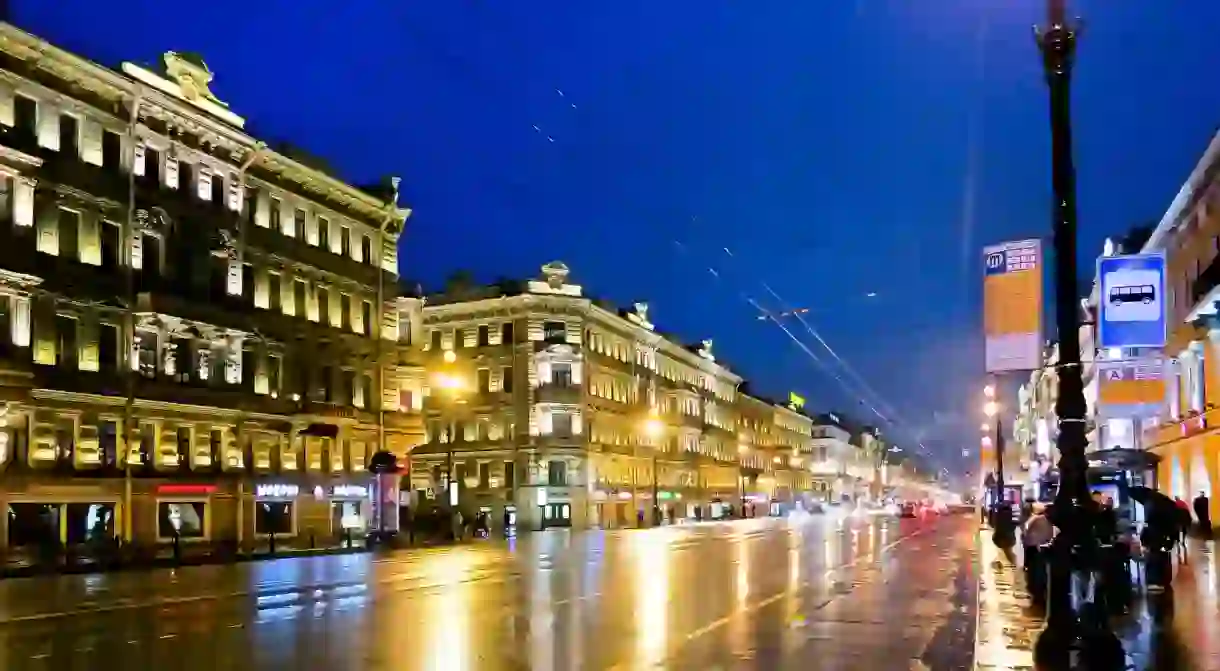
[478,462,491,488]
[54,315,77,369]
[268,273,281,311]
[269,198,281,230]
[477,325,490,347]
[430,329,442,351]
[255,501,295,536]
[135,329,157,378]
[176,427,192,467]
[268,353,282,397]
[547,460,567,486]
[143,147,162,185]
[341,226,352,257]
[361,235,373,264]
[100,220,121,269]
[13,95,36,142]
[454,328,467,349]
[551,363,572,388]
[58,208,80,261]
[502,366,514,393]
[477,368,491,394]
[59,114,79,157]
[362,301,373,336]
[504,461,515,490]
[98,323,119,372]
[293,209,306,239]
[501,322,514,346]
[294,280,307,317]
[98,422,118,468]
[318,217,330,249]
[100,128,122,170]
[211,171,225,204]
[340,294,352,330]
[552,413,573,438]
[542,320,566,343]
[341,369,356,405]
[317,287,331,325]
[157,501,207,540]
[241,264,255,302]
[7,503,60,549]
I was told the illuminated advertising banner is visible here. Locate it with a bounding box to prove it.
[1097,358,1166,407]
[983,239,1043,372]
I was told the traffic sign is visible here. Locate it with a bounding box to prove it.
[1097,253,1166,349]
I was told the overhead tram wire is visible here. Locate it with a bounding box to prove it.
[710,239,914,436]
[758,280,906,426]
[671,240,936,459]
[669,241,882,419]
[401,6,940,457]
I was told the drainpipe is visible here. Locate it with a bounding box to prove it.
[376,177,401,533]
[120,90,143,544]
[232,142,264,553]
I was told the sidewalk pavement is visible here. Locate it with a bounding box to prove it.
[973,528,1220,670]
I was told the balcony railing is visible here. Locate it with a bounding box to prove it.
[35,365,302,415]
[1190,253,1220,319]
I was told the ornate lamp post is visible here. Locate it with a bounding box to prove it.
[1032,1,1124,666]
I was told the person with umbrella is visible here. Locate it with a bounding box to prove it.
[1131,487,1178,592]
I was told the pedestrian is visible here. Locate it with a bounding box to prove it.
[1193,491,1212,539]
[1173,496,1191,557]
[1141,510,1176,593]
[1022,503,1054,606]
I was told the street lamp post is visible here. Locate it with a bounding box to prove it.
[644,412,663,526]
[984,384,1014,548]
[1032,1,1123,666]
[432,350,466,539]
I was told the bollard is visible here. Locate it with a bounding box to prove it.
[268,532,276,556]
[309,530,316,550]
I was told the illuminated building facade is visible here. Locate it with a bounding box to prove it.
[407,262,812,531]
[0,24,420,557]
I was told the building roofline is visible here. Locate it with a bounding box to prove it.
[1144,126,1220,252]
[0,23,401,220]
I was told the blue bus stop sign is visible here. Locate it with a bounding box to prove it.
[1096,253,1166,349]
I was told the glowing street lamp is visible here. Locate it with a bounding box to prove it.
[642,410,664,525]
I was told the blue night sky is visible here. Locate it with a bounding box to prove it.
[19,1,1220,472]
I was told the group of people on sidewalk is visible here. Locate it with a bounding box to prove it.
[1016,491,1213,608]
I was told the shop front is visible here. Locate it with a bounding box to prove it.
[1147,412,1220,526]
[1,480,122,563]
[591,489,634,529]
[532,487,574,529]
[250,477,378,548]
[323,483,372,541]
[153,483,219,545]
[252,482,299,543]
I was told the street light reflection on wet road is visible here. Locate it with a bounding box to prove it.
[0,513,978,670]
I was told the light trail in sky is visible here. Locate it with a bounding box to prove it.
[410,1,945,458]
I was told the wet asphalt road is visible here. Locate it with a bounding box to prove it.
[0,513,978,670]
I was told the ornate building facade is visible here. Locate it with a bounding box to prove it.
[0,24,420,557]
[408,262,813,531]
